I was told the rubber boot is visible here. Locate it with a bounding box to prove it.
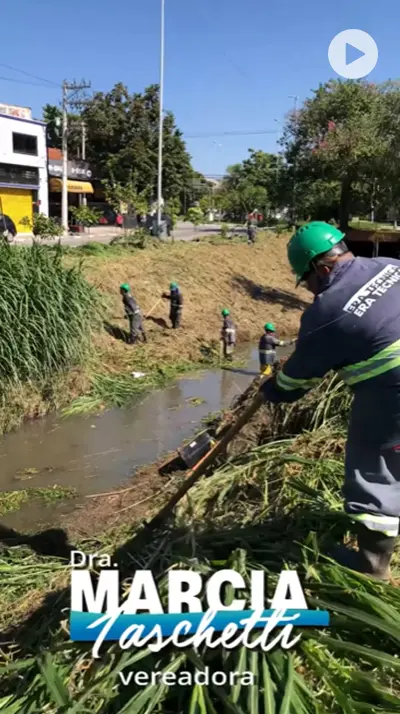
[330,525,396,580]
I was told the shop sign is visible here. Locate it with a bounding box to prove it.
[0,103,32,119]
[48,159,93,180]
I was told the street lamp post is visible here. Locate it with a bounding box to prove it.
[156,0,165,237]
[288,95,299,225]
[273,119,283,216]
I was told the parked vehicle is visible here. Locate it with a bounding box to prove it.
[0,198,17,242]
[98,206,119,225]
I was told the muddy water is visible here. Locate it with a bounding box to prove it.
[0,344,291,530]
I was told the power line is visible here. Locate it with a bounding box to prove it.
[0,75,59,88]
[184,129,280,138]
[189,2,253,86]
[0,63,60,87]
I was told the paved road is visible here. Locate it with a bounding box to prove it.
[13,222,247,248]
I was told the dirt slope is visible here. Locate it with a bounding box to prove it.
[82,232,311,368]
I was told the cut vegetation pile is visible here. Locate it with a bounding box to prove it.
[1,374,399,713]
[79,231,309,374]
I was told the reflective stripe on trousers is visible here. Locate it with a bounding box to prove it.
[349,512,399,537]
[259,350,275,355]
[338,338,400,386]
[344,442,400,537]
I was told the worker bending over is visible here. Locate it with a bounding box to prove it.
[259,323,295,375]
[162,282,183,329]
[261,221,400,579]
[221,308,236,360]
[120,283,147,344]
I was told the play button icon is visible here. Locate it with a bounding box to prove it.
[346,43,365,66]
[328,29,378,79]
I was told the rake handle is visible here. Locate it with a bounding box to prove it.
[147,384,267,529]
[145,298,162,319]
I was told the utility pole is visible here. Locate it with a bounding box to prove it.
[289,95,299,226]
[61,81,68,233]
[156,0,165,237]
[81,121,87,207]
[61,79,91,233]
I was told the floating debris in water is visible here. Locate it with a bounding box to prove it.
[187,397,206,407]
[14,467,40,481]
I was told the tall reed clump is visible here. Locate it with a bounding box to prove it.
[0,244,97,389]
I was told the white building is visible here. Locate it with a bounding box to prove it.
[0,104,48,233]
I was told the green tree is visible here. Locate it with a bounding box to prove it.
[42,104,83,156]
[21,213,63,241]
[102,180,149,216]
[185,206,204,227]
[281,80,387,228]
[69,205,100,233]
[183,173,212,212]
[373,83,400,221]
[165,197,181,228]
[43,104,62,149]
[215,150,283,221]
[80,84,194,202]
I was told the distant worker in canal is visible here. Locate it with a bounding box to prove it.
[120,283,147,344]
[259,323,295,375]
[162,282,183,329]
[247,216,257,245]
[221,308,236,360]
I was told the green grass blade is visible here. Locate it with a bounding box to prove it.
[231,647,248,704]
[277,655,294,714]
[262,656,276,714]
[37,653,71,707]
[247,650,259,714]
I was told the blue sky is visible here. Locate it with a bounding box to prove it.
[0,0,397,175]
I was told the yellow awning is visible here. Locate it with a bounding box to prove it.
[50,178,94,194]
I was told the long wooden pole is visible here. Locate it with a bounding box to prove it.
[147,385,266,529]
[145,298,162,319]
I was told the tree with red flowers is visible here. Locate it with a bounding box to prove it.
[281,80,387,229]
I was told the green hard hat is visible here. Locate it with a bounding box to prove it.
[221,308,230,317]
[264,322,276,332]
[120,283,130,291]
[287,222,345,281]
[170,281,178,290]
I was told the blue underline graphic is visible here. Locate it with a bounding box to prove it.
[70,609,330,641]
